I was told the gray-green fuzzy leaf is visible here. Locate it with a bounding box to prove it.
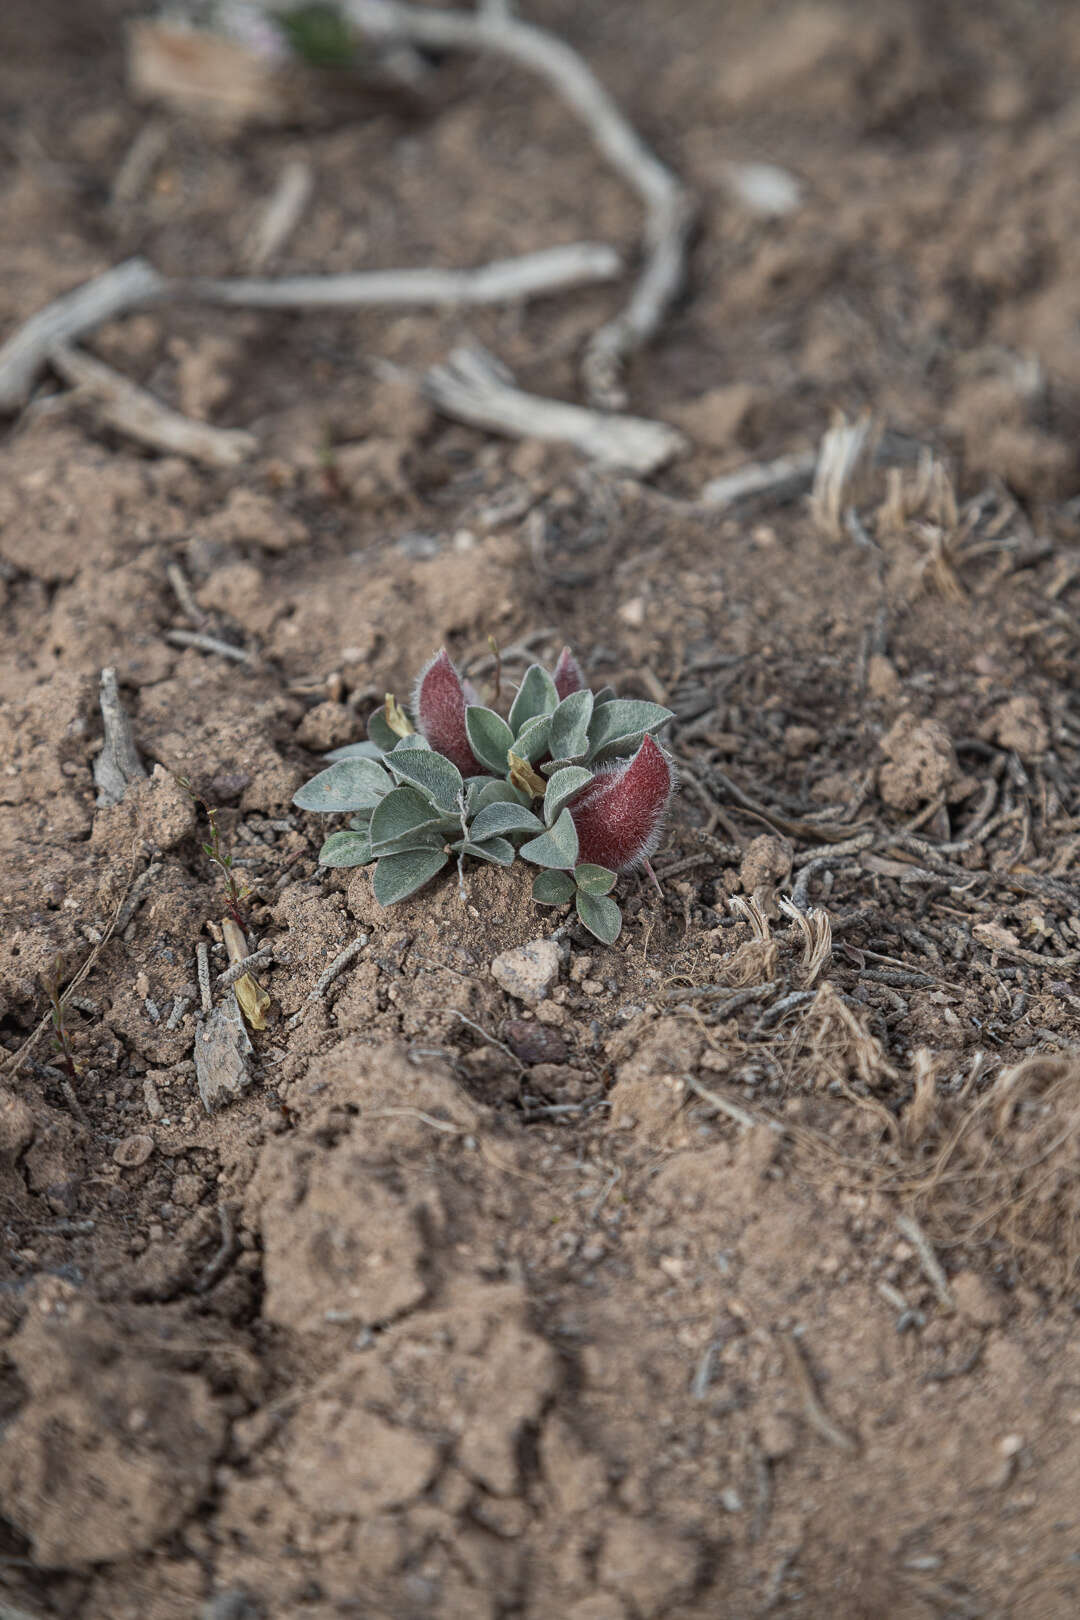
[469,802,545,842]
[574,863,616,895]
[370,785,449,850]
[543,765,593,826]
[390,733,433,752]
[325,739,385,762]
[372,848,449,904]
[519,807,579,870]
[318,830,374,868]
[367,708,399,752]
[575,890,622,943]
[508,664,559,733]
[387,748,464,812]
[512,712,552,763]
[587,699,673,760]
[293,757,392,814]
[465,706,514,775]
[458,836,515,866]
[532,869,576,905]
[468,778,529,816]
[548,688,594,762]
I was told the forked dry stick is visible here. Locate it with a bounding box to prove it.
[0,244,624,422]
[424,344,686,476]
[319,0,694,408]
[0,257,166,412]
[191,241,621,308]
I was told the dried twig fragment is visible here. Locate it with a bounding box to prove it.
[782,1333,857,1453]
[50,344,257,467]
[424,345,686,476]
[702,450,819,511]
[245,159,314,271]
[0,258,166,412]
[809,412,876,538]
[777,897,832,987]
[94,668,147,808]
[190,241,622,309]
[194,997,255,1114]
[326,0,693,406]
[222,918,270,1032]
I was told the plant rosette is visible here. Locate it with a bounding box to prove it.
[293,645,675,944]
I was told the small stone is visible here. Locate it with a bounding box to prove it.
[879,714,957,811]
[504,1021,568,1065]
[143,1077,164,1120]
[739,833,792,894]
[113,1134,155,1168]
[491,939,560,1004]
[783,724,819,758]
[618,597,646,628]
[867,654,901,700]
[581,978,605,997]
[989,695,1049,760]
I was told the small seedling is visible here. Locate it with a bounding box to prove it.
[294,646,675,943]
[178,778,252,934]
[43,953,79,1085]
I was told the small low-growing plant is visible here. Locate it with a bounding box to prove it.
[43,952,79,1085]
[293,646,676,943]
[178,777,252,934]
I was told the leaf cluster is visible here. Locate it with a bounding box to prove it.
[293,652,673,945]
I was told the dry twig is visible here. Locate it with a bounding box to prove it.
[325,0,694,407]
[424,344,686,476]
[0,257,166,411]
[244,158,314,271]
[50,343,257,466]
[781,1333,857,1453]
[192,240,621,308]
[896,1212,955,1312]
[93,667,147,808]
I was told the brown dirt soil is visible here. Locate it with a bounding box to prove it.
[3,3,1080,1617]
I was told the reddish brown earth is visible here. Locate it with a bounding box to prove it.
[2,3,1080,1617]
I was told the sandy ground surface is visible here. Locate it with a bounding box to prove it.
[2,2,1080,1617]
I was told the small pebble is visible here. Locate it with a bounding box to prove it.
[113,1133,155,1168]
[491,939,560,1004]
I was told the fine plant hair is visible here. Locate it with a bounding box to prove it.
[293,645,676,944]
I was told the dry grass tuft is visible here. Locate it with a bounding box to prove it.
[778,897,832,987]
[798,982,898,1094]
[891,1054,1080,1295]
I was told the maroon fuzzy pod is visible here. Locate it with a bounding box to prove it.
[413,648,479,775]
[553,646,585,700]
[569,735,675,871]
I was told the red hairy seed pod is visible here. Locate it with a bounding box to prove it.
[569,735,675,871]
[413,648,480,775]
[553,646,585,700]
